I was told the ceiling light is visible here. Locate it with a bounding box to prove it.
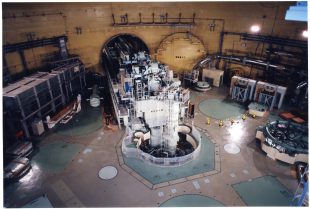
[302,30,308,38]
[250,25,261,33]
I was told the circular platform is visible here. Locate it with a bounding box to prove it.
[160,194,224,207]
[224,143,240,154]
[99,166,118,180]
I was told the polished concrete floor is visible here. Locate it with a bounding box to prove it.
[4,86,301,207]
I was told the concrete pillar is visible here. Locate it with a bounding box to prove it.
[18,50,29,74]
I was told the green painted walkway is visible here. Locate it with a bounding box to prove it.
[55,106,103,136]
[198,99,245,120]
[232,175,294,206]
[123,132,215,184]
[160,194,224,207]
[33,141,83,172]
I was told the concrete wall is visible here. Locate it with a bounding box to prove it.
[3,2,307,75]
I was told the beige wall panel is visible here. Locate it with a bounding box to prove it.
[3,2,307,76]
[157,33,205,72]
[5,52,24,75]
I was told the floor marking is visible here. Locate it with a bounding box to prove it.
[83,148,92,154]
[204,178,210,184]
[171,188,177,193]
[96,136,102,140]
[243,169,249,175]
[78,159,83,163]
[158,192,164,197]
[230,173,236,178]
[192,181,201,190]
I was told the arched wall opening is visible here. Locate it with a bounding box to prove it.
[101,33,149,80]
[98,33,149,118]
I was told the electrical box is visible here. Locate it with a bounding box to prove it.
[202,68,224,87]
[31,119,45,136]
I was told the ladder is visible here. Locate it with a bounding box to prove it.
[135,80,143,100]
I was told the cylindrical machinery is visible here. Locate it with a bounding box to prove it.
[90,85,101,107]
[150,126,163,147]
[163,101,180,155]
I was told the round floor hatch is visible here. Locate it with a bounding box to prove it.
[224,143,240,154]
[99,166,118,180]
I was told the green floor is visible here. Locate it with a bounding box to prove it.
[160,194,224,207]
[123,132,215,185]
[232,175,294,206]
[198,99,245,120]
[55,106,103,136]
[32,141,83,172]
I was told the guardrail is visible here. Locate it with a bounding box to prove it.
[122,124,202,167]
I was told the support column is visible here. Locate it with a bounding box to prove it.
[32,87,42,118]
[56,74,66,105]
[16,95,30,138]
[3,53,11,85]
[59,37,68,59]
[18,50,29,74]
[47,81,56,113]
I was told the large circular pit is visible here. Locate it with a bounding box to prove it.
[122,124,201,167]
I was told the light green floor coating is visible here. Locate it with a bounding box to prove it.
[55,106,102,136]
[232,175,294,206]
[160,194,224,207]
[33,141,83,172]
[123,132,214,184]
[198,99,245,120]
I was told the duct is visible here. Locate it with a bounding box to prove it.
[265,49,295,57]
[216,54,286,71]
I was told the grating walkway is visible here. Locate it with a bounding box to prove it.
[232,175,294,206]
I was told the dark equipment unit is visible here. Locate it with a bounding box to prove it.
[3,60,86,142]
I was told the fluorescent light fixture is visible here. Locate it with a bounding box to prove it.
[250,25,260,33]
[302,30,308,38]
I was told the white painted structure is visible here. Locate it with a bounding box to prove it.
[202,68,224,87]
[230,76,257,102]
[107,51,199,161]
[254,81,287,110]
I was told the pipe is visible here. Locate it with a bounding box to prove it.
[193,54,287,72]
[222,31,307,49]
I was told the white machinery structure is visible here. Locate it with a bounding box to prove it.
[202,67,224,87]
[254,81,287,110]
[87,85,103,107]
[230,76,257,102]
[107,51,201,166]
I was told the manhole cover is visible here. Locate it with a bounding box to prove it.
[99,166,118,180]
[224,143,240,154]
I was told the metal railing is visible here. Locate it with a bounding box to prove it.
[122,125,202,167]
